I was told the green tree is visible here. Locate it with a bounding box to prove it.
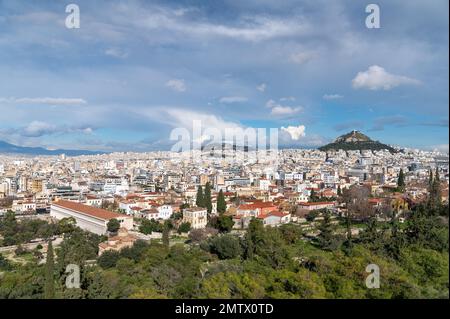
[97,250,120,269]
[337,185,342,196]
[243,219,265,259]
[397,168,406,192]
[0,254,11,270]
[217,189,227,214]
[44,240,55,299]
[178,222,191,234]
[196,185,205,208]
[343,210,353,254]
[57,217,77,234]
[216,215,234,233]
[107,218,120,234]
[204,182,212,214]
[139,219,163,234]
[317,210,338,251]
[208,234,242,259]
[309,189,318,202]
[162,224,170,248]
[432,167,442,205]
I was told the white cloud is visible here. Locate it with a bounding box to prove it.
[256,83,266,92]
[289,51,317,64]
[219,96,248,104]
[280,96,296,102]
[105,48,129,58]
[138,14,308,42]
[323,94,344,100]
[271,105,302,116]
[280,125,306,140]
[352,65,421,90]
[162,109,242,131]
[165,79,186,92]
[266,99,302,117]
[0,97,87,105]
[22,121,57,137]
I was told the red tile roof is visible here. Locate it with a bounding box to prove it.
[53,200,129,221]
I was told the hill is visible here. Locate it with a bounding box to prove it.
[318,130,396,153]
[0,140,106,156]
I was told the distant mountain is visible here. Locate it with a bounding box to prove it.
[318,130,396,153]
[0,140,107,156]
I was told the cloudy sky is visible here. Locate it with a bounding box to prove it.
[0,0,448,152]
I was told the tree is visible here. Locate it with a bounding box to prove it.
[337,185,342,197]
[139,219,163,234]
[341,185,374,221]
[107,219,120,234]
[162,224,170,248]
[208,234,242,259]
[426,168,442,210]
[217,190,227,214]
[179,202,189,210]
[431,167,442,207]
[359,216,385,252]
[216,215,234,233]
[243,219,264,259]
[397,168,406,192]
[57,217,76,234]
[97,250,120,269]
[317,210,338,251]
[309,189,318,202]
[204,182,212,214]
[306,210,319,222]
[342,210,353,254]
[178,222,191,234]
[279,224,302,244]
[44,240,55,299]
[196,185,205,208]
[0,254,11,271]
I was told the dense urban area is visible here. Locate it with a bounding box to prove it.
[0,136,448,299]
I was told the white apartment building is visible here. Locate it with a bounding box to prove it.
[182,207,207,229]
[156,204,173,220]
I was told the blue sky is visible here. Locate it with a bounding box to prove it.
[0,0,448,152]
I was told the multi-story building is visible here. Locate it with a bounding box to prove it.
[182,207,207,229]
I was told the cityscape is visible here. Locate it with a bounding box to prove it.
[0,0,448,303]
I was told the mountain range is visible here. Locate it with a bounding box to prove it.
[0,140,106,156]
[1,131,395,156]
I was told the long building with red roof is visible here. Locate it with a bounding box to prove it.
[50,200,133,235]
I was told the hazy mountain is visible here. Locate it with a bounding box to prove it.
[318,130,396,153]
[0,140,106,156]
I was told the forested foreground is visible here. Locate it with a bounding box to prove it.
[0,203,448,299]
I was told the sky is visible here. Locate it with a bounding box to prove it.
[0,0,448,153]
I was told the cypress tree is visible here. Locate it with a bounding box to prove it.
[204,182,212,214]
[217,189,227,215]
[162,226,170,248]
[44,240,55,299]
[337,185,342,196]
[343,211,353,254]
[196,185,205,208]
[397,168,405,191]
[317,210,336,251]
[432,167,442,206]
